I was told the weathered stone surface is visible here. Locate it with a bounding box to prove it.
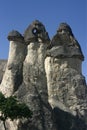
[0,60,7,83]
[49,23,84,60]
[0,21,87,130]
[15,21,56,130]
[24,20,50,44]
[47,46,84,62]
[45,57,87,110]
[45,23,87,129]
[8,30,24,42]
[0,31,27,97]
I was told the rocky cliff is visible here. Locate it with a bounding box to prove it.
[0,20,87,130]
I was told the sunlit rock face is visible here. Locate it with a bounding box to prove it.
[0,30,26,97]
[0,21,87,130]
[0,60,7,83]
[45,23,87,129]
[16,20,56,130]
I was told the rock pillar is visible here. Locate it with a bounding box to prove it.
[45,23,87,129]
[16,20,57,130]
[0,30,26,97]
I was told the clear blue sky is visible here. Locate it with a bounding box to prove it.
[0,0,87,81]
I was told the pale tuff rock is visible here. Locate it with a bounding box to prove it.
[45,23,87,129]
[0,30,26,97]
[0,21,87,130]
[46,47,82,73]
[0,119,19,130]
[16,20,56,130]
[0,60,7,83]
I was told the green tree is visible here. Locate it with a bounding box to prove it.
[0,92,32,130]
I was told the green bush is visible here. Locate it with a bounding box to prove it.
[0,92,32,130]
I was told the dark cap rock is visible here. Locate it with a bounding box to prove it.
[57,23,74,37]
[24,20,50,44]
[48,23,84,60]
[7,30,24,42]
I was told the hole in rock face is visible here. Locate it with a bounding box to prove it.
[32,28,38,35]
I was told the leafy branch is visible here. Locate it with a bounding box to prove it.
[0,92,32,130]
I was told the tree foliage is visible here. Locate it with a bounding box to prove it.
[0,92,32,130]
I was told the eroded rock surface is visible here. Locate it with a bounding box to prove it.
[45,23,87,130]
[0,21,87,130]
[0,31,26,97]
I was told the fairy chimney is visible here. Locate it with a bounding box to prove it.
[45,23,87,129]
[0,30,26,97]
[0,21,87,130]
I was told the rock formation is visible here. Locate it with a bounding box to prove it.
[16,20,56,130]
[45,23,87,130]
[0,21,87,130]
[0,60,7,83]
[0,31,26,97]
